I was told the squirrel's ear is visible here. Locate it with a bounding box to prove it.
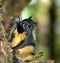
[28,16,32,19]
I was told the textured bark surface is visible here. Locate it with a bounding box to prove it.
[0,7,13,63]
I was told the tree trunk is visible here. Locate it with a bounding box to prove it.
[0,6,13,63]
[35,0,52,59]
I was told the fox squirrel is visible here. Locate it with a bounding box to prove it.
[9,17,37,63]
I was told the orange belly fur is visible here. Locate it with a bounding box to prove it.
[11,28,26,48]
[15,45,34,58]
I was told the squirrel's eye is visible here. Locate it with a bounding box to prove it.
[28,25,31,28]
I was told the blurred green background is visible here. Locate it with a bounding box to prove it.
[20,0,60,63]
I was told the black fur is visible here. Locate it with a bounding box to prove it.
[12,17,37,49]
[9,17,37,63]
